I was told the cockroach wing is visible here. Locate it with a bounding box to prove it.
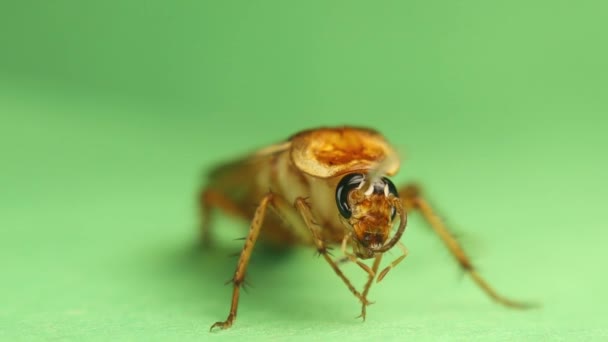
[288,127,400,178]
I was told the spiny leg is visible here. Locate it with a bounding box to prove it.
[358,253,382,321]
[210,192,275,331]
[398,184,532,308]
[294,198,371,307]
[199,188,249,247]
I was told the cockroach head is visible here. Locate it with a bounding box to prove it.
[335,172,406,258]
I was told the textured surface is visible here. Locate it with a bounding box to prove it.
[1,1,607,341]
[289,127,399,178]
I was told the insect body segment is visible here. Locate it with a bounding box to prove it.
[200,126,531,331]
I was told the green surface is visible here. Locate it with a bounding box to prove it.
[1,1,607,341]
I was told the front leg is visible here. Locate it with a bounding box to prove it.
[398,183,534,308]
[357,253,382,321]
[294,198,372,309]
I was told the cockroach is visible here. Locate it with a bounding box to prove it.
[199,126,530,331]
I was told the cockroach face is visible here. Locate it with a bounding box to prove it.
[335,173,405,258]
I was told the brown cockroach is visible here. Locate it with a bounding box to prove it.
[200,126,530,331]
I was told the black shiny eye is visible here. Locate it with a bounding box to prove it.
[383,177,399,220]
[335,173,365,219]
[383,177,398,198]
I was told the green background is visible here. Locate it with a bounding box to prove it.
[1,1,607,341]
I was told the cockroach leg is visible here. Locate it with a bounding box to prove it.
[358,253,382,321]
[199,188,249,247]
[341,235,375,277]
[210,192,276,331]
[398,184,534,309]
[377,242,409,283]
[294,198,371,308]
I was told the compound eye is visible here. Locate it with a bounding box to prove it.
[383,177,399,198]
[335,173,365,219]
[382,177,399,220]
